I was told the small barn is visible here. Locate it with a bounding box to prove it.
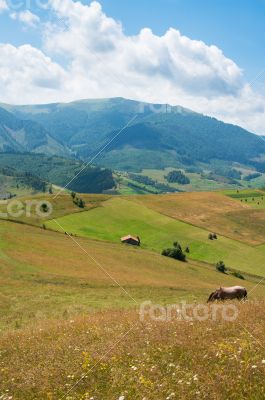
[121,234,140,246]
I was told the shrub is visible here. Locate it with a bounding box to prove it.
[232,271,245,280]
[78,198,85,208]
[73,195,85,208]
[162,243,186,262]
[185,246,190,253]
[209,233,217,240]
[162,248,172,257]
[216,261,227,273]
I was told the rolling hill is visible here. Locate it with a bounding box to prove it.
[3,98,265,173]
[46,194,265,277]
[2,188,265,277]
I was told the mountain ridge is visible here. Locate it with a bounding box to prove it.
[1,97,265,173]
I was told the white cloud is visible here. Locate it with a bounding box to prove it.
[45,0,243,99]
[0,0,8,13]
[0,44,66,103]
[10,10,40,27]
[0,0,265,134]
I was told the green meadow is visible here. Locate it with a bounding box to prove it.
[3,218,262,331]
[223,188,265,209]
[47,196,265,276]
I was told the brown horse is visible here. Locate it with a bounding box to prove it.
[207,286,247,302]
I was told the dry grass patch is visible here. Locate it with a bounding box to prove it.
[132,192,265,245]
[0,302,264,399]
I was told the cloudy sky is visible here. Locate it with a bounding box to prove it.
[0,0,265,134]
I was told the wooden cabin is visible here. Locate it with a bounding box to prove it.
[121,234,140,246]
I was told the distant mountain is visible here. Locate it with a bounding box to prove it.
[0,107,69,157]
[2,98,265,172]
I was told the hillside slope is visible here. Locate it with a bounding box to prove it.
[0,153,115,194]
[0,219,263,330]
[0,210,264,399]
[0,106,69,156]
[46,195,265,276]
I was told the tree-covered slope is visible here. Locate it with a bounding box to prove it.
[2,98,265,172]
[0,153,115,194]
[0,107,69,157]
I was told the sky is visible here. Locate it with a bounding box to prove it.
[0,0,265,134]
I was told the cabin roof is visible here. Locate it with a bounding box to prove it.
[121,234,139,242]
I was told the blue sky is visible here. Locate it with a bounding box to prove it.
[0,0,265,133]
[99,0,265,82]
[1,0,265,81]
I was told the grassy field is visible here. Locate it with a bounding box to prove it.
[5,219,263,330]
[1,191,265,399]
[0,193,110,226]
[140,168,240,191]
[134,191,265,245]
[223,188,265,209]
[140,168,265,191]
[46,196,265,276]
[0,303,264,400]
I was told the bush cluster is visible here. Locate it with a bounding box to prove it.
[216,260,227,273]
[208,232,217,240]
[162,242,186,262]
[71,192,85,208]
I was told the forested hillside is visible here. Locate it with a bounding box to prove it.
[3,98,265,172]
[0,107,69,156]
[0,153,115,194]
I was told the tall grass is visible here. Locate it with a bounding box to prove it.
[0,301,264,399]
